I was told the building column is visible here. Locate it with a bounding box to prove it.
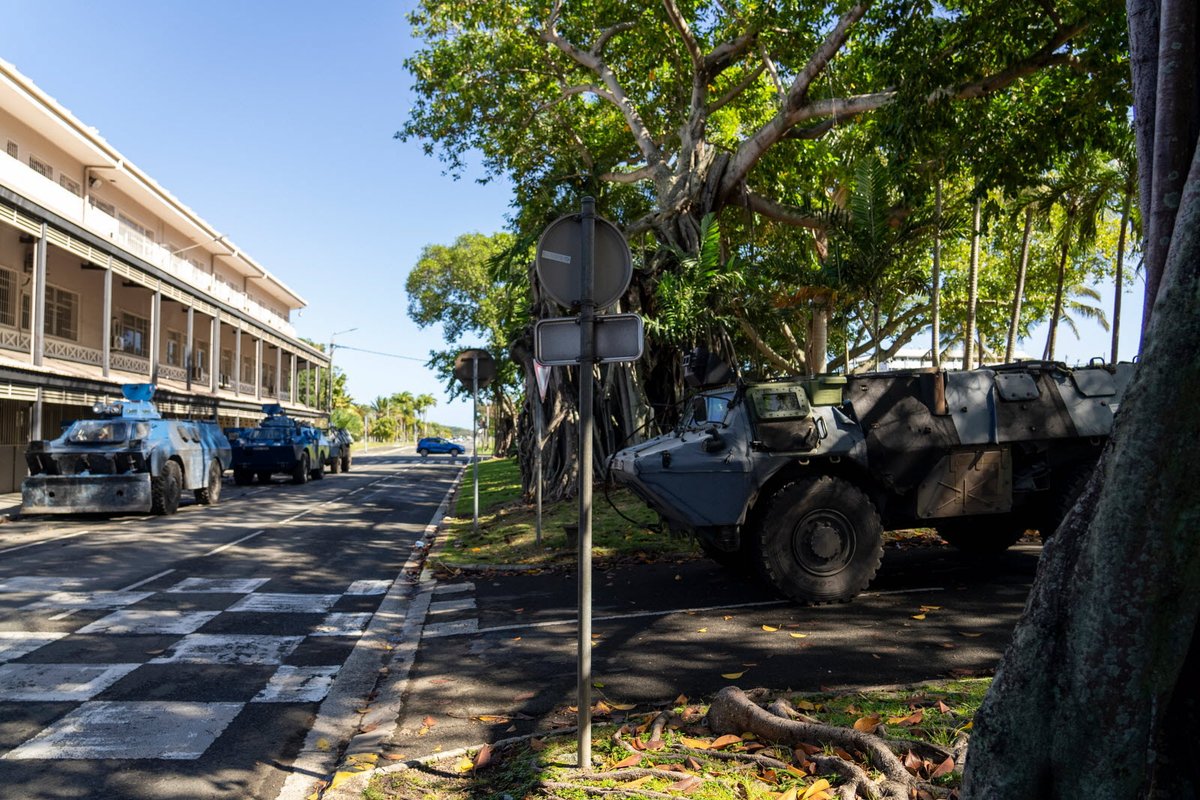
[102,262,112,378]
[150,290,161,383]
[31,387,43,442]
[210,317,220,392]
[185,305,195,390]
[275,346,282,401]
[290,353,297,405]
[255,337,262,401]
[234,322,242,396]
[30,223,47,367]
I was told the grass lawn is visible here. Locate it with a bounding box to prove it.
[437,457,699,567]
[363,679,988,800]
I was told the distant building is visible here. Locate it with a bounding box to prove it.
[853,347,1035,372]
[0,59,329,485]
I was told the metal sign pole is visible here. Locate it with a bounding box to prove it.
[535,385,543,548]
[577,196,596,770]
[473,357,480,533]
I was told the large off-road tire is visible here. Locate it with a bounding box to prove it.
[937,515,1028,554]
[233,468,253,486]
[328,456,340,474]
[341,454,351,472]
[751,476,884,604]
[292,454,310,485]
[194,460,223,505]
[151,460,182,516]
[311,456,325,480]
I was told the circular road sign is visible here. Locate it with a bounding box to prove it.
[454,348,495,390]
[536,213,632,311]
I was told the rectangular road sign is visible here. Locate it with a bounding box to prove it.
[535,313,644,365]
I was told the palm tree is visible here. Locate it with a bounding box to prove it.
[414,393,436,437]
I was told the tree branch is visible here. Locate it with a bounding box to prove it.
[709,62,767,114]
[787,1,873,110]
[662,0,703,67]
[599,165,660,184]
[594,21,638,55]
[735,310,798,374]
[744,191,825,230]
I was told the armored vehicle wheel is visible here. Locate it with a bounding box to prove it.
[151,460,182,515]
[328,457,340,474]
[699,538,751,571]
[342,454,351,472]
[195,460,223,505]
[937,515,1027,554]
[292,454,310,485]
[751,476,883,604]
[418,448,429,457]
[311,458,325,480]
[233,468,253,486]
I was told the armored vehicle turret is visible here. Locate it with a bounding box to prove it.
[609,359,1134,604]
[22,384,231,515]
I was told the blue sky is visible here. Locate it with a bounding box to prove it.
[0,0,512,428]
[0,2,1143,430]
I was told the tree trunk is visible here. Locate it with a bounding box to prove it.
[963,196,982,370]
[1140,0,1198,338]
[807,302,829,376]
[1043,219,1072,361]
[1112,181,1133,362]
[931,178,943,369]
[1005,207,1034,363]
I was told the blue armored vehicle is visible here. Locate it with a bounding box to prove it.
[230,404,328,486]
[609,358,1135,604]
[22,384,231,515]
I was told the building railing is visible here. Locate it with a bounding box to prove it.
[1,156,297,337]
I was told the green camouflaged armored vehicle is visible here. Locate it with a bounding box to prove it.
[609,356,1134,604]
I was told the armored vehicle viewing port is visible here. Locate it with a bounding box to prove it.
[22,384,231,516]
[229,404,329,486]
[609,357,1134,604]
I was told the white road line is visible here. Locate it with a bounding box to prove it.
[0,529,89,555]
[119,570,176,591]
[204,530,267,556]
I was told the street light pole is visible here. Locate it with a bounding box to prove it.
[327,327,358,416]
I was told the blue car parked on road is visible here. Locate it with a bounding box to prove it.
[416,437,464,457]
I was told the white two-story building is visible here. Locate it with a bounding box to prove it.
[0,59,330,490]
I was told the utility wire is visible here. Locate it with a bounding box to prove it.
[331,344,429,363]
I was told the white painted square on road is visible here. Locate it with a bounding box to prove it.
[149,634,303,665]
[344,579,390,595]
[2,700,244,760]
[429,597,476,614]
[0,577,91,593]
[251,665,339,703]
[432,582,475,595]
[165,577,271,594]
[310,613,372,637]
[22,591,153,611]
[0,663,139,701]
[76,609,222,635]
[0,631,68,664]
[227,593,340,613]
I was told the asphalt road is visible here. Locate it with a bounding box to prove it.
[382,539,1039,761]
[0,449,463,800]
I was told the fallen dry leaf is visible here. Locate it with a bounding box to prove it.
[454,756,474,773]
[669,775,703,793]
[887,709,924,726]
[721,670,747,680]
[777,786,798,800]
[852,715,881,734]
[930,755,956,778]
[696,627,708,633]
[937,700,952,714]
[911,613,927,620]
[475,714,510,723]
[710,734,744,750]
[680,736,713,749]
[795,742,822,756]
[611,752,643,769]
[802,778,833,799]
[762,624,779,632]
[674,694,689,706]
[789,632,808,639]
[473,743,493,770]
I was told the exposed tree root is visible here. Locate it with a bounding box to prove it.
[542,780,677,799]
[707,686,960,800]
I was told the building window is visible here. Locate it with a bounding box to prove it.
[27,154,53,180]
[5,141,17,159]
[193,342,208,378]
[45,287,77,340]
[0,268,15,327]
[89,196,115,217]
[59,175,81,196]
[241,354,254,385]
[166,330,183,366]
[17,286,78,340]
[114,312,149,357]
[220,349,232,386]
[118,212,154,241]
